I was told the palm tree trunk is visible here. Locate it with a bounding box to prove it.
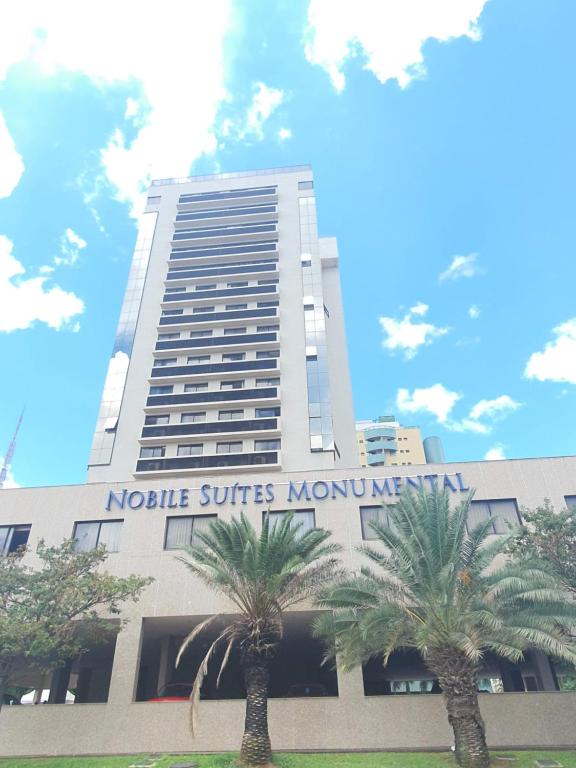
[427,649,490,768]
[240,653,271,766]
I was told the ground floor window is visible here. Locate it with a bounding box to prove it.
[136,611,338,702]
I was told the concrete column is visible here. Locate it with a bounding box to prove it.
[106,619,144,706]
[530,651,558,691]
[335,656,365,701]
[48,661,72,704]
[157,635,172,694]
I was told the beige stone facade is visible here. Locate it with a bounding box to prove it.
[1,456,576,756]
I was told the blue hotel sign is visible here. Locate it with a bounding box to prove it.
[105,472,470,512]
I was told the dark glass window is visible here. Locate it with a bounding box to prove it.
[256,377,280,386]
[222,353,245,362]
[224,327,246,335]
[73,520,123,553]
[221,380,244,390]
[258,279,279,285]
[255,439,281,451]
[140,446,165,458]
[228,281,249,288]
[178,186,276,203]
[216,441,243,454]
[193,306,214,313]
[173,223,276,240]
[177,444,203,457]
[158,332,180,340]
[219,409,244,421]
[265,510,315,538]
[257,325,279,332]
[255,407,280,418]
[145,415,170,426]
[468,500,521,534]
[187,355,211,364]
[226,303,248,310]
[298,180,314,190]
[184,383,208,392]
[176,204,276,221]
[154,358,177,367]
[195,284,217,291]
[164,287,185,294]
[190,330,213,338]
[257,301,279,308]
[150,385,173,395]
[256,350,279,359]
[0,525,31,555]
[181,412,206,423]
[164,515,217,550]
[565,495,576,509]
[162,309,183,316]
[170,242,277,261]
[360,506,390,540]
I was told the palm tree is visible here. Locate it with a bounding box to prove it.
[314,488,576,768]
[176,512,341,767]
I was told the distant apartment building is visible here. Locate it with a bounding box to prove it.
[356,415,444,467]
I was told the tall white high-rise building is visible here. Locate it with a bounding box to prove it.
[87,166,357,482]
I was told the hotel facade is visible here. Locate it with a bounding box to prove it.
[1,167,575,757]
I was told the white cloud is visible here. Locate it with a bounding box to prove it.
[0,457,19,488]
[379,304,448,359]
[409,301,429,316]
[396,384,521,434]
[0,1,233,215]
[278,127,292,141]
[0,110,24,198]
[524,318,576,385]
[241,83,284,140]
[484,444,506,460]
[0,234,84,332]
[397,384,461,424]
[304,0,488,91]
[53,228,87,267]
[469,395,521,422]
[468,305,480,319]
[438,253,481,282]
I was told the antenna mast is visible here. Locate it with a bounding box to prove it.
[0,409,24,489]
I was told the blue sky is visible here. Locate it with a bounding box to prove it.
[1,0,575,488]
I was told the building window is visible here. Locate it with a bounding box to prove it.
[219,409,244,420]
[195,284,217,291]
[153,358,177,367]
[222,353,245,362]
[0,524,31,555]
[256,377,280,387]
[164,287,185,294]
[140,446,166,458]
[224,327,246,335]
[193,306,214,313]
[177,444,203,456]
[298,180,314,190]
[257,325,279,332]
[216,441,243,454]
[73,520,123,553]
[256,350,279,359]
[255,407,280,418]
[265,510,315,538]
[164,515,217,550]
[162,309,183,316]
[150,385,173,395]
[468,499,521,534]
[144,414,170,426]
[181,412,206,423]
[254,439,280,451]
[184,382,209,392]
[190,330,213,338]
[258,279,279,285]
[187,355,211,364]
[565,495,576,509]
[257,301,279,308]
[158,332,180,340]
[360,506,390,540]
[228,281,249,288]
[221,380,244,390]
[226,303,248,310]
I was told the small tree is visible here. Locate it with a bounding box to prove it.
[0,539,152,709]
[507,500,576,594]
[314,488,576,768]
[176,512,341,767]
